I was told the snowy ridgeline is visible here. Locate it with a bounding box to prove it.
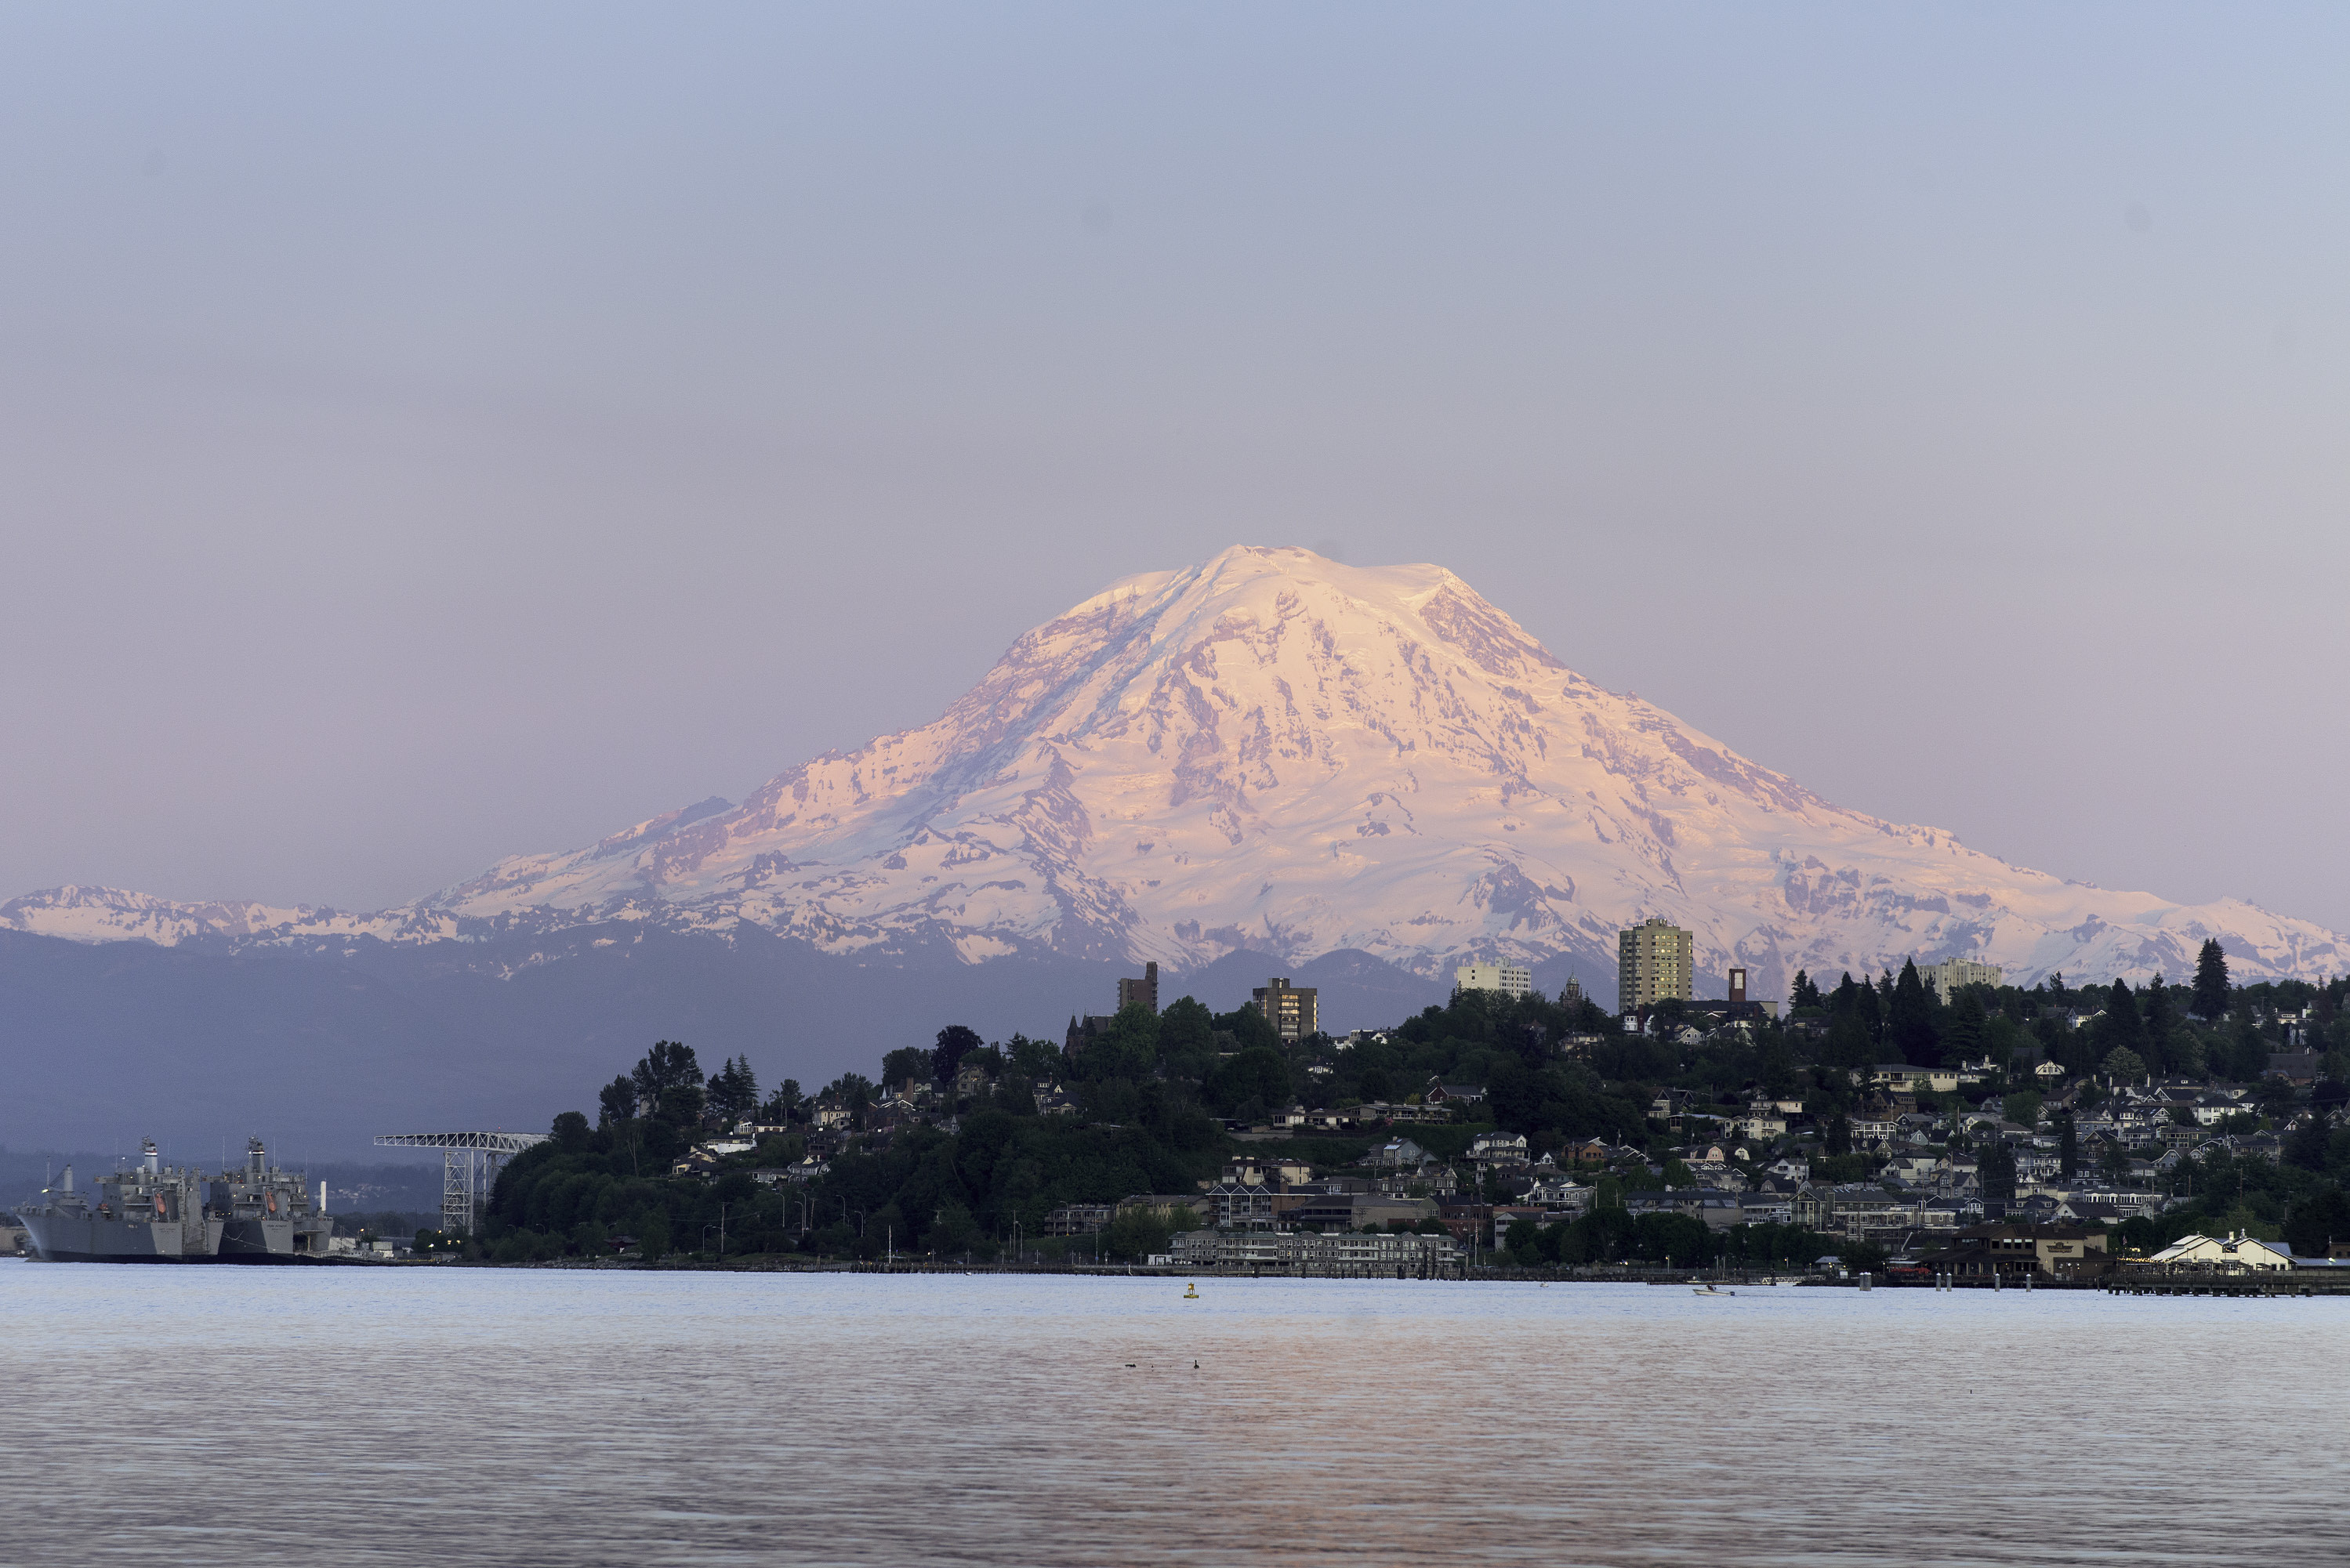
[4,546,2342,1001]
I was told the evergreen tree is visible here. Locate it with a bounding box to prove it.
[2286,1109,2334,1173]
[1831,972,1884,1043]
[2287,1183,2350,1258]
[1944,987,1987,1064]
[630,1041,705,1125]
[2058,1114,2079,1179]
[1888,959,1938,1066]
[878,1046,931,1089]
[2097,980,2147,1067]
[1790,970,1824,1010]
[1978,1137,2018,1211]
[2193,939,2231,1020]
[1824,1009,1875,1072]
[931,1025,982,1084]
[1825,1111,1852,1157]
[759,1078,805,1124]
[596,1074,638,1129]
[705,1055,760,1125]
[1830,971,1861,1015]
[2140,979,2180,1075]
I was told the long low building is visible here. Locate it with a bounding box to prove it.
[2144,1232,2295,1273]
[1165,1228,1462,1273]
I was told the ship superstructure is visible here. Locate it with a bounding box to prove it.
[13,1139,223,1262]
[212,1136,333,1261]
[12,1135,333,1263]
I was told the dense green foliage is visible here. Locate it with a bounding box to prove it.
[456,960,2349,1266]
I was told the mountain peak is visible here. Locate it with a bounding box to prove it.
[6,549,2343,995]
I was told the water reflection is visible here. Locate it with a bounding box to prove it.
[3,1265,2343,1566]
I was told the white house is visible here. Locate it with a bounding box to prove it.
[1469,1132,1530,1166]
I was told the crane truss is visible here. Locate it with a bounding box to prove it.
[375,1132,549,1236]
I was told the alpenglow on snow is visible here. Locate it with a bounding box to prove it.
[5,546,2342,999]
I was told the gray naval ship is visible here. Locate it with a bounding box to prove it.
[14,1136,333,1263]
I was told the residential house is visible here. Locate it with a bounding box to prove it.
[1046,1203,1115,1236]
[1225,1157,1315,1188]
[2266,1052,2325,1085]
[1469,1132,1531,1167]
[1884,1154,1941,1186]
[1848,1106,1902,1148]
[1118,1193,1212,1226]
[1362,1100,1448,1124]
[1862,1063,1962,1095]
[1918,1197,1975,1232]
[1680,1161,1746,1192]
[1375,1164,1460,1199]
[1361,1138,1435,1170]
[1523,1177,1594,1215]
[1790,1183,1832,1232]
[1203,1182,1278,1231]
[1648,1088,1698,1121]
[1622,1189,1746,1232]
[1825,1188,1916,1238]
[2196,1132,2285,1164]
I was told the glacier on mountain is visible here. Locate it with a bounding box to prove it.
[6,545,2342,999]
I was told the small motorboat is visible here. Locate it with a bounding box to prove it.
[1692,1284,1735,1297]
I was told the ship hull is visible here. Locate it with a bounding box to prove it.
[218,1216,332,1262]
[20,1212,216,1263]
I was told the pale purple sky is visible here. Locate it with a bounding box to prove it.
[4,5,2347,932]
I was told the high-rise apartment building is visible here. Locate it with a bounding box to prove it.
[1454,961,1532,998]
[1917,958,2002,1001]
[1250,978,1319,1041]
[1617,918,1695,1014]
[1117,961,1160,1014]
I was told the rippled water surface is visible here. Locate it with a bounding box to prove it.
[4,1261,2345,1566]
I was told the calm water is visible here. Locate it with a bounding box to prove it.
[2,1259,2344,1566]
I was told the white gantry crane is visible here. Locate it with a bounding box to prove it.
[374,1131,549,1236]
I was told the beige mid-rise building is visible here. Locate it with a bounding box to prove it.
[1917,958,2003,1001]
[1618,918,1695,1014]
[1454,961,1532,998]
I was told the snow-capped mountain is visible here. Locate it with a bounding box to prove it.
[7,545,2343,998]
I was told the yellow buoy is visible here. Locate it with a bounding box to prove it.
[1184,1282,1199,1298]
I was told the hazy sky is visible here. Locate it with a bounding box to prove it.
[5,5,2347,933]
